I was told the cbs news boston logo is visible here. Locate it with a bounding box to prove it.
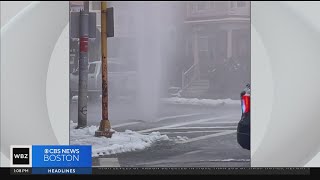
[10,145,92,174]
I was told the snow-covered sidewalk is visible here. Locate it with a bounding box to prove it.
[70,121,169,157]
[161,97,240,107]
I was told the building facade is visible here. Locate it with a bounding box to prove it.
[181,1,250,98]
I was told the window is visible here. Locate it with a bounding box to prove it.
[197,2,207,11]
[88,64,96,74]
[230,1,247,8]
[237,1,246,7]
[91,1,100,11]
[191,1,210,13]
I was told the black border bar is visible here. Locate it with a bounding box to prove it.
[1,167,320,175]
[92,167,310,175]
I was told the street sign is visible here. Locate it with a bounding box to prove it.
[70,12,96,39]
[106,7,114,38]
[70,8,114,38]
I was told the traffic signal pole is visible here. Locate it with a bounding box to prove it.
[77,1,90,128]
[95,1,113,137]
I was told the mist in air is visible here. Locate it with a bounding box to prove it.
[69,1,251,167]
[107,2,178,122]
[76,1,250,123]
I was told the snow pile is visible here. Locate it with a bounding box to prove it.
[172,136,189,143]
[162,97,240,106]
[70,121,169,157]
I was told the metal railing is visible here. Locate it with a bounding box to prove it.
[182,63,200,90]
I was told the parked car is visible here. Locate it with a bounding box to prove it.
[70,60,137,101]
[237,83,250,150]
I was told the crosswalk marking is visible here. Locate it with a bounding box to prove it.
[166,126,237,130]
[158,130,224,134]
[112,113,208,129]
[109,114,240,144]
[198,121,238,124]
[156,113,207,122]
[176,130,236,144]
[137,115,237,133]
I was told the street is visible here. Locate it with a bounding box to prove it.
[70,97,250,167]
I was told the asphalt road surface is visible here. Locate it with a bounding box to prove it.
[70,97,250,167]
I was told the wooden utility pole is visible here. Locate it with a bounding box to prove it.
[95,1,113,137]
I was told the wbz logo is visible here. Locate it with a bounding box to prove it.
[10,145,32,167]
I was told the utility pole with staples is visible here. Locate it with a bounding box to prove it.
[70,1,97,128]
[77,1,89,128]
[95,1,114,137]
